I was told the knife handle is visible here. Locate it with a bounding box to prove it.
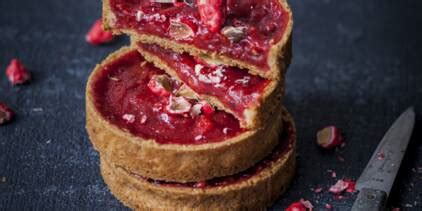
[351,188,387,211]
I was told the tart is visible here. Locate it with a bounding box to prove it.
[100,110,296,210]
[103,0,293,79]
[135,42,283,129]
[86,47,284,182]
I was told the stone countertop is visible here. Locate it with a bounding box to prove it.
[0,0,421,210]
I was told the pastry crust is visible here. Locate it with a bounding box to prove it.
[102,0,293,80]
[134,41,284,129]
[100,112,296,210]
[86,47,284,182]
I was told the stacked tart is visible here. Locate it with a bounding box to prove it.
[86,0,294,209]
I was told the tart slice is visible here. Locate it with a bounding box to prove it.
[103,0,293,79]
[100,109,296,210]
[86,47,284,182]
[135,42,283,129]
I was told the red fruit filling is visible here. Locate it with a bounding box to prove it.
[86,19,114,45]
[316,126,344,149]
[5,59,31,85]
[345,180,356,193]
[0,103,14,125]
[313,187,323,193]
[128,117,294,188]
[286,202,306,211]
[329,179,356,194]
[168,17,197,40]
[299,199,314,210]
[92,50,244,145]
[197,0,226,32]
[108,0,290,70]
[147,74,173,96]
[139,43,270,121]
[325,203,333,209]
[286,199,313,211]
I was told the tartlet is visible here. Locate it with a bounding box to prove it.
[86,47,284,182]
[103,0,293,79]
[135,42,283,129]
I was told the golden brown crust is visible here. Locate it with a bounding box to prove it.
[100,111,296,210]
[101,152,295,210]
[86,47,284,182]
[102,0,293,80]
[134,42,283,129]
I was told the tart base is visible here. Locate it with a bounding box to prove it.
[100,111,296,210]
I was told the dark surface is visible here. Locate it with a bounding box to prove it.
[0,0,421,210]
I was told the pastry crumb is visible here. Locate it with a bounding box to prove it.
[32,107,43,112]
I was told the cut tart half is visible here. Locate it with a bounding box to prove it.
[103,0,293,79]
[100,110,296,210]
[86,47,284,182]
[135,42,283,129]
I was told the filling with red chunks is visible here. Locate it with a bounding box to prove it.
[91,50,244,145]
[138,43,270,125]
[126,117,294,188]
[108,0,290,70]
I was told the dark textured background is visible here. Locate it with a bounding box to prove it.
[0,0,421,210]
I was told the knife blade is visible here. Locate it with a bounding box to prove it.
[351,107,415,211]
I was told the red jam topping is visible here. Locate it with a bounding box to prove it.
[92,50,244,145]
[109,0,290,70]
[130,117,294,188]
[139,43,270,119]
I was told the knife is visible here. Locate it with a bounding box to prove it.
[351,107,415,211]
